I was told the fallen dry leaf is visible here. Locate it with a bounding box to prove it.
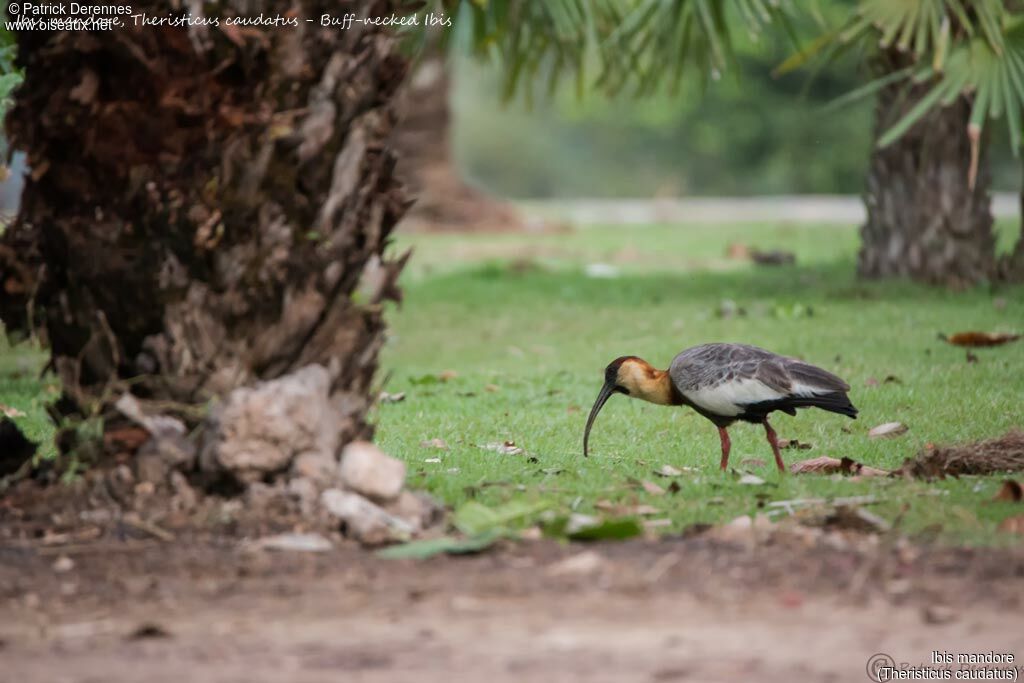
[379,391,405,404]
[789,456,889,477]
[997,515,1024,534]
[484,384,500,393]
[739,458,767,468]
[738,473,766,485]
[0,404,26,419]
[778,438,813,450]
[639,480,666,496]
[481,441,524,456]
[653,464,695,477]
[423,458,442,464]
[993,480,1023,503]
[438,369,459,382]
[869,422,908,439]
[940,331,1021,348]
[420,438,449,451]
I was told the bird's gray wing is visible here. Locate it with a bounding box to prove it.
[780,358,851,394]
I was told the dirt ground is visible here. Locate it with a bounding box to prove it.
[3,527,1024,683]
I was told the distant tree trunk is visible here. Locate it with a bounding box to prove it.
[996,169,1024,282]
[0,2,408,447]
[859,60,995,287]
[392,52,526,232]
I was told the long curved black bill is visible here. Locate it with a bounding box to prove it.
[583,381,616,458]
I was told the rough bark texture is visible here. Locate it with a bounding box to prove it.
[859,69,995,287]
[0,2,408,448]
[392,53,526,232]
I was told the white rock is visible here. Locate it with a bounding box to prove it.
[384,489,444,533]
[248,533,333,553]
[321,488,414,545]
[213,365,341,479]
[52,556,75,573]
[338,441,406,502]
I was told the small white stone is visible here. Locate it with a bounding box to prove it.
[338,441,406,502]
[321,488,414,545]
[53,556,75,573]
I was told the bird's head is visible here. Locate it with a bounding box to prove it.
[583,356,660,457]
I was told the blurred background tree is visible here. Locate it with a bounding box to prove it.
[440,0,1024,285]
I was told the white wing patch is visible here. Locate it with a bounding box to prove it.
[683,378,784,417]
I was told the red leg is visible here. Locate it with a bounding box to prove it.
[718,427,731,471]
[763,420,786,473]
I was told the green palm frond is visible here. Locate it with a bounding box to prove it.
[433,0,621,102]
[876,15,1024,185]
[434,0,792,101]
[841,0,1006,70]
[600,0,792,96]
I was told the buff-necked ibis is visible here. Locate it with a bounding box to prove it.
[583,343,858,472]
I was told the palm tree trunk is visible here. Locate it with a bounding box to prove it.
[859,73,995,287]
[996,167,1024,282]
[0,2,408,446]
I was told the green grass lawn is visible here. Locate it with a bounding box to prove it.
[377,220,1024,546]
[2,219,1023,544]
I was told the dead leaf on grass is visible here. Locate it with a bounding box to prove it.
[738,473,766,485]
[420,438,449,451]
[653,464,696,477]
[438,370,459,382]
[779,438,813,450]
[639,480,666,496]
[739,457,767,468]
[993,480,1023,503]
[481,441,524,456]
[0,404,26,419]
[423,458,442,464]
[789,456,889,477]
[869,422,908,439]
[379,391,405,404]
[484,384,500,393]
[940,331,1021,348]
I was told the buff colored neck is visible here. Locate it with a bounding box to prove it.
[619,360,675,406]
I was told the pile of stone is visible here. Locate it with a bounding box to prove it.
[114,364,442,545]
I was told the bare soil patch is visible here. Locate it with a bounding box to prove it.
[3,477,1024,682]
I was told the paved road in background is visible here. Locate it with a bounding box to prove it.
[523,194,1021,225]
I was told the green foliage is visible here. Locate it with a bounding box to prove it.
[795,0,1024,157]
[376,220,1023,546]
